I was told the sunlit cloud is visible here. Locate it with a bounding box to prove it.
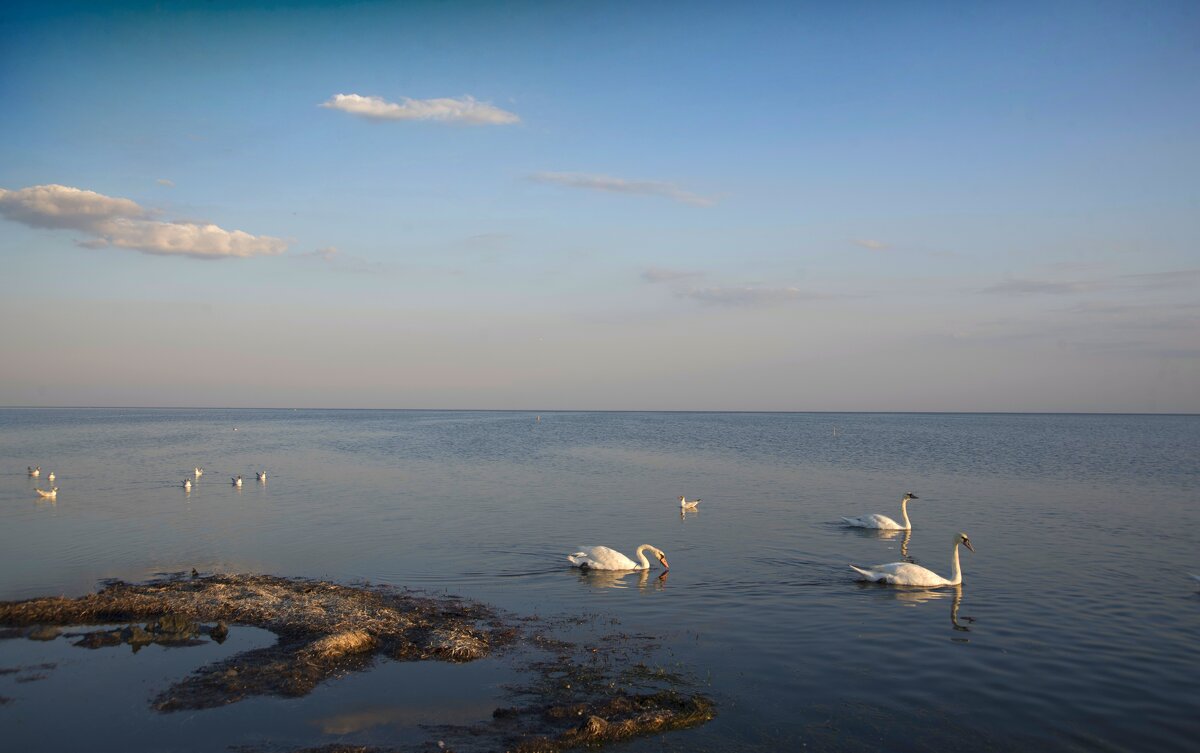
[529,172,718,207]
[320,93,520,125]
[0,184,286,259]
[681,285,814,306]
[853,238,888,250]
[642,266,704,284]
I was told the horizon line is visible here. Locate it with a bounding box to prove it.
[1,405,1196,417]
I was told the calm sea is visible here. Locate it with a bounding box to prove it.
[1,409,1198,751]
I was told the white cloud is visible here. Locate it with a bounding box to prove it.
[156,178,175,188]
[0,184,286,259]
[529,172,717,207]
[681,286,813,306]
[853,238,888,250]
[642,267,704,284]
[320,93,519,125]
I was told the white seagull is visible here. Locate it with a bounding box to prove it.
[35,487,57,500]
[679,495,700,510]
[232,475,243,487]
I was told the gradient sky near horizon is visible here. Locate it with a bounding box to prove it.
[1,0,1197,411]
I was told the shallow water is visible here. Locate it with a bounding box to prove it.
[1,409,1198,751]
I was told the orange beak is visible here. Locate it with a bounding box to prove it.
[658,556,670,570]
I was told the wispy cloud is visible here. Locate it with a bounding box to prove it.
[320,93,519,125]
[681,286,815,306]
[156,178,175,188]
[0,184,286,259]
[641,266,704,284]
[852,238,888,250]
[983,278,1099,296]
[983,269,1200,296]
[529,172,718,207]
[294,245,341,262]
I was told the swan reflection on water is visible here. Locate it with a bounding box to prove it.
[577,568,669,591]
[859,583,975,632]
[843,526,913,562]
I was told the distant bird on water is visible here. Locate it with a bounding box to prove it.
[256,471,267,482]
[842,492,919,530]
[35,487,57,500]
[27,466,40,477]
[194,467,204,477]
[183,479,192,490]
[48,471,56,481]
[232,475,243,487]
[679,495,700,510]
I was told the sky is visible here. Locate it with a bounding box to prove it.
[1,0,1197,412]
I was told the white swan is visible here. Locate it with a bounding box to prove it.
[194,467,204,477]
[35,487,57,499]
[232,475,243,487]
[182,479,192,490]
[851,532,974,586]
[256,471,267,482]
[679,495,700,510]
[842,492,918,530]
[28,466,40,477]
[567,545,669,571]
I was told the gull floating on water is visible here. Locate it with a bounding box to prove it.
[842,492,919,531]
[194,467,204,477]
[851,532,975,587]
[35,487,57,500]
[48,471,55,481]
[232,475,243,487]
[27,466,40,477]
[679,495,700,510]
[183,479,192,490]
[256,471,267,482]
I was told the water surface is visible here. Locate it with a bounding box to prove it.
[1,409,1198,751]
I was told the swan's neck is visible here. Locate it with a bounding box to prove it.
[900,499,912,530]
[948,543,963,585]
[635,545,653,570]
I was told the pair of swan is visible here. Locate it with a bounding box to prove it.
[568,545,669,571]
[35,487,57,500]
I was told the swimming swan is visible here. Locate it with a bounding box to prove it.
[842,492,918,530]
[35,487,57,499]
[679,495,700,510]
[568,545,669,571]
[851,532,974,586]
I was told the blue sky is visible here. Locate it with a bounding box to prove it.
[1,0,1197,410]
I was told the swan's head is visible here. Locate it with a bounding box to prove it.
[957,532,974,553]
[653,547,669,569]
[903,492,919,501]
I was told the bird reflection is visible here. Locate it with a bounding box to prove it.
[577,568,668,591]
[845,526,913,562]
[950,585,974,632]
